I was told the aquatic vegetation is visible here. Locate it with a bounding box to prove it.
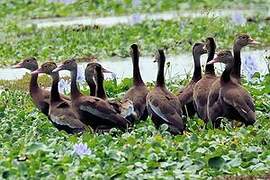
[0,17,269,66]
[0,1,269,178]
[0,0,268,19]
[0,74,269,178]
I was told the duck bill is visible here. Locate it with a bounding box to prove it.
[207,58,219,65]
[52,65,64,72]
[248,38,260,45]
[12,62,23,68]
[202,44,208,52]
[31,68,43,75]
[102,67,113,74]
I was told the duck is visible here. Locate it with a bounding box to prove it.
[122,44,149,123]
[146,49,185,135]
[207,51,256,127]
[13,57,70,116]
[53,59,130,132]
[207,34,258,126]
[177,42,207,118]
[231,34,259,83]
[85,62,112,97]
[193,37,217,122]
[31,62,86,134]
[84,62,135,119]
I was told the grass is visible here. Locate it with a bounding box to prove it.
[0,1,270,179]
[0,73,269,179]
[0,0,269,19]
[0,17,269,67]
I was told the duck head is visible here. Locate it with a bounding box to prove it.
[153,49,165,64]
[234,34,259,48]
[85,62,112,83]
[31,62,57,75]
[13,57,38,71]
[204,37,216,52]
[207,50,234,65]
[130,43,140,57]
[193,42,208,55]
[53,58,77,72]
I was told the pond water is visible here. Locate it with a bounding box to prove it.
[0,49,268,83]
[27,9,268,28]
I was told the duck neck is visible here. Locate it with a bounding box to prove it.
[132,51,144,86]
[87,80,96,96]
[221,62,234,84]
[231,44,242,79]
[156,59,165,87]
[192,51,202,81]
[50,72,61,102]
[30,66,39,93]
[96,73,107,100]
[205,47,216,75]
[70,67,81,100]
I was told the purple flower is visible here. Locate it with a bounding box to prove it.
[243,55,260,81]
[48,0,76,4]
[77,66,85,85]
[231,12,246,25]
[58,79,70,94]
[131,13,141,24]
[132,0,141,7]
[74,143,91,157]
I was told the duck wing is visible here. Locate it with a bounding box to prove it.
[79,97,130,129]
[222,86,256,125]
[49,101,86,133]
[147,91,184,132]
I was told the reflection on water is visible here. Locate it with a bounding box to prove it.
[27,9,265,28]
[0,50,268,82]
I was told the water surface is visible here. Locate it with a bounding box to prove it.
[0,49,268,82]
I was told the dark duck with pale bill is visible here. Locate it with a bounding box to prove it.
[207,51,256,127]
[147,49,185,135]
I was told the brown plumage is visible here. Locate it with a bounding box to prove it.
[13,57,70,116]
[193,37,217,122]
[53,59,130,132]
[207,34,258,126]
[31,62,86,134]
[177,42,207,118]
[122,44,149,123]
[85,62,135,120]
[147,49,185,135]
[231,34,259,83]
[207,51,256,127]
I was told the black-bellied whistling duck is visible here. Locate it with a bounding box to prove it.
[31,62,86,134]
[85,62,112,97]
[146,49,184,135]
[53,59,130,132]
[122,44,149,123]
[207,51,256,127]
[85,62,135,119]
[177,42,207,118]
[193,37,217,122]
[13,57,70,116]
[207,34,258,125]
[231,34,259,83]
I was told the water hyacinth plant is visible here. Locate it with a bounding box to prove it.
[243,55,260,82]
[58,78,70,94]
[74,143,92,157]
[0,0,269,179]
[231,12,246,25]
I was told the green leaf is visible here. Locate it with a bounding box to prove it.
[208,156,225,169]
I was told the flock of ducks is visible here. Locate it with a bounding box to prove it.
[13,34,259,135]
